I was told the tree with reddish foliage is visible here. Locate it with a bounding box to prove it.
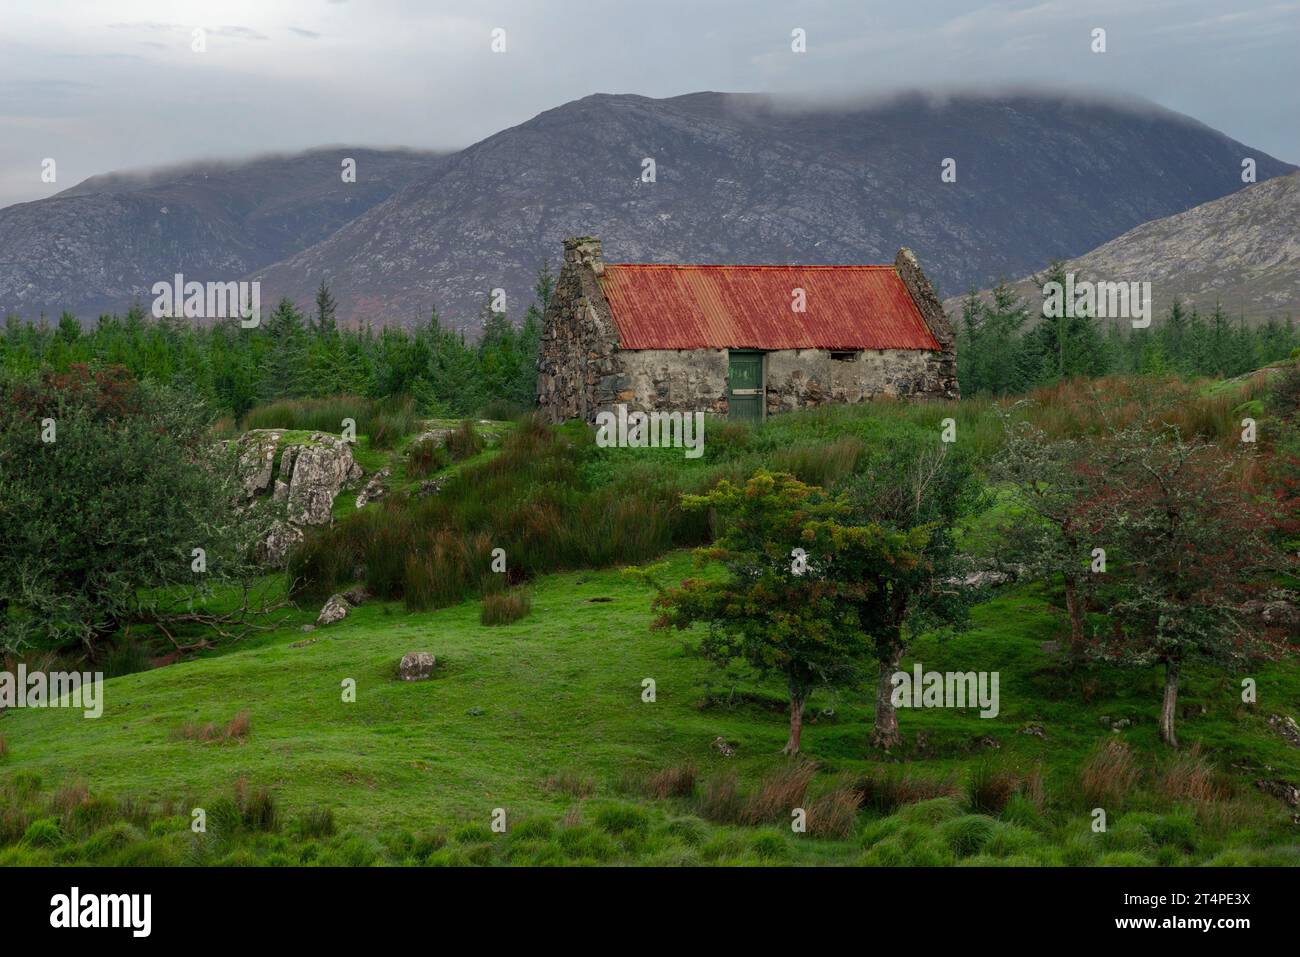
[991,409,1107,661]
[1087,421,1298,747]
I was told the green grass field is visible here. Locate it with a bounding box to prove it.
[3,550,1298,866]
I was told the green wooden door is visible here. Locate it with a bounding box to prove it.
[728,351,764,423]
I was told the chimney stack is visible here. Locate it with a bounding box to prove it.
[563,236,604,276]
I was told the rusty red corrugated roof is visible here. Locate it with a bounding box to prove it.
[600,264,940,351]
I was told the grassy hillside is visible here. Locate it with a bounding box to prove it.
[2,551,1298,866]
[2,372,1297,867]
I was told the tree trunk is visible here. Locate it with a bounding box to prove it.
[1159,658,1180,748]
[1062,577,1085,659]
[784,692,807,755]
[872,646,903,750]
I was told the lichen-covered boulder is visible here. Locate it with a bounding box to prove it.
[316,593,353,627]
[286,434,364,526]
[258,520,304,568]
[399,652,436,681]
[355,468,391,509]
[235,430,283,498]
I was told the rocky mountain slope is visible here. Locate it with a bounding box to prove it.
[0,148,441,320]
[251,91,1294,329]
[943,171,1300,324]
[3,91,1293,328]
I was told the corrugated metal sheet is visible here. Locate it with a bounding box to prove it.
[600,264,940,351]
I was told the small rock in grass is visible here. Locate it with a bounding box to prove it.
[300,624,316,633]
[398,652,436,681]
[466,706,485,716]
[316,593,352,627]
[712,736,736,758]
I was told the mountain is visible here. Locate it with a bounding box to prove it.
[0,148,441,320]
[2,91,1294,328]
[943,171,1300,324]
[251,91,1295,329]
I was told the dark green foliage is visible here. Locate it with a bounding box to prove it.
[957,272,1298,397]
[0,365,262,655]
[0,264,552,419]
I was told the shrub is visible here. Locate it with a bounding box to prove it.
[0,367,258,656]
[1079,739,1141,808]
[480,589,531,625]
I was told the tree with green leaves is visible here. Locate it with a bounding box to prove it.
[835,438,985,748]
[645,471,871,755]
[314,280,337,339]
[0,365,264,657]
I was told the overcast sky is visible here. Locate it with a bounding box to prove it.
[1,0,1297,209]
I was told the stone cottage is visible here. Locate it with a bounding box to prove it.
[536,237,957,424]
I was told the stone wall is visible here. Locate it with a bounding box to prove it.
[608,347,943,418]
[895,246,960,400]
[536,237,624,423]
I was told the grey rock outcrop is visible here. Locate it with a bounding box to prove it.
[234,429,365,567]
[258,520,304,567]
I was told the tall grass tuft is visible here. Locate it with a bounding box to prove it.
[239,394,420,448]
[1079,739,1141,808]
[740,763,817,825]
[854,765,959,814]
[445,419,486,461]
[480,589,531,625]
